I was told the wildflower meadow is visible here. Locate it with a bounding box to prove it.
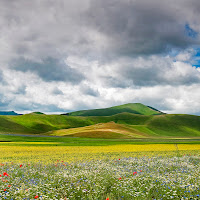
[0,143,199,199]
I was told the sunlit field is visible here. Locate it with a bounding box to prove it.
[0,143,199,199]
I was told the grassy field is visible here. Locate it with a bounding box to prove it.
[1,133,200,147]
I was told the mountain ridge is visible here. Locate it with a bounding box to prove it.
[0,111,20,116]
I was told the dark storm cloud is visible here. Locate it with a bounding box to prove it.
[12,58,85,83]
[85,0,200,56]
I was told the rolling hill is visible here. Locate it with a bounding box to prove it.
[0,103,200,139]
[64,103,163,116]
[48,113,200,138]
[49,122,148,139]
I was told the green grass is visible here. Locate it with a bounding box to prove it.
[0,111,200,139]
[0,133,200,146]
[5,113,93,134]
[50,122,147,138]
[66,103,162,116]
[147,114,200,137]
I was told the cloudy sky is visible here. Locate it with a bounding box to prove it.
[0,0,200,115]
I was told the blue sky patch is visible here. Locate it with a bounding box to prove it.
[185,24,198,39]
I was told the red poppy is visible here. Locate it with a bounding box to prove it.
[34,195,39,199]
[118,177,122,180]
[133,171,137,175]
[140,170,142,172]
[4,189,6,191]
[20,165,23,167]
[8,185,11,187]
[3,172,8,176]
[118,159,120,160]
[106,198,109,200]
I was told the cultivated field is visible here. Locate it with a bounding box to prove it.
[0,143,199,199]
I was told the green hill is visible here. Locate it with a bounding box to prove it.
[49,113,200,138]
[50,122,148,139]
[0,103,200,139]
[31,112,45,115]
[5,113,93,134]
[65,103,163,116]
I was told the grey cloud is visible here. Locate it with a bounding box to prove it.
[0,0,91,65]
[0,93,10,110]
[102,76,132,88]
[11,101,69,113]
[103,57,200,87]
[85,0,200,56]
[14,85,27,95]
[1,0,200,65]
[52,87,64,95]
[0,70,7,85]
[31,103,68,113]
[81,85,100,97]
[11,58,85,83]
[122,66,200,87]
[0,70,3,82]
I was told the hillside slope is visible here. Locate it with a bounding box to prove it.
[65,103,163,116]
[0,111,200,138]
[6,113,93,134]
[49,114,200,138]
[50,122,148,138]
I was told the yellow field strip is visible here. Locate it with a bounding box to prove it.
[0,144,200,163]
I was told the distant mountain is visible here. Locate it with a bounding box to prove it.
[64,103,163,116]
[0,111,20,115]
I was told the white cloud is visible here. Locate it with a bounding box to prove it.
[0,0,200,115]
